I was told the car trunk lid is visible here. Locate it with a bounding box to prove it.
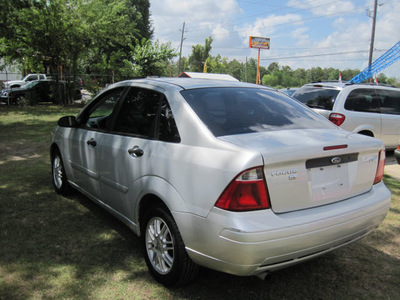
[219,129,383,213]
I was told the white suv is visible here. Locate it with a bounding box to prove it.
[293,82,400,150]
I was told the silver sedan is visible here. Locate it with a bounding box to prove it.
[51,78,391,286]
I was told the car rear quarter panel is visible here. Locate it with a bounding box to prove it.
[133,141,263,219]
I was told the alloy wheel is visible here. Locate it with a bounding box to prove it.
[145,216,175,274]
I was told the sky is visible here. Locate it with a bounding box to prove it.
[149,0,400,78]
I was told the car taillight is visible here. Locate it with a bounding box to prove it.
[374,150,385,184]
[215,167,270,211]
[329,113,346,126]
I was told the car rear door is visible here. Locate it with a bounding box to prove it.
[339,88,382,137]
[98,86,181,220]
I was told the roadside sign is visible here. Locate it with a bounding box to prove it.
[249,36,270,49]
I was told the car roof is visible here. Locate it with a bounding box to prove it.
[302,81,399,91]
[115,77,275,91]
[302,82,347,89]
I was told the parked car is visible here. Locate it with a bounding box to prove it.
[51,78,390,286]
[0,79,81,104]
[279,87,298,96]
[395,143,400,164]
[2,73,47,89]
[292,82,400,150]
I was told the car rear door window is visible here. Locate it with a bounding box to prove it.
[376,89,400,115]
[344,89,379,113]
[113,88,180,142]
[158,98,181,142]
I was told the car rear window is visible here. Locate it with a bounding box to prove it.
[293,86,340,110]
[180,87,331,137]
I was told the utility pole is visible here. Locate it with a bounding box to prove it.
[177,21,185,77]
[245,57,248,82]
[367,0,378,82]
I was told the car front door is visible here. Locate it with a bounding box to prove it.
[67,87,125,200]
[98,86,181,221]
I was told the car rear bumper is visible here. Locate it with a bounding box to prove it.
[173,182,391,276]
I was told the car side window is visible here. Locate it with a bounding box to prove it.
[113,88,159,137]
[113,87,180,142]
[26,75,38,81]
[158,97,180,143]
[377,89,400,115]
[344,89,379,113]
[81,88,124,130]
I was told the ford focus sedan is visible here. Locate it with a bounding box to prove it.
[50,78,391,286]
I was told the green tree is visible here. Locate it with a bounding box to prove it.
[126,38,176,77]
[341,69,360,81]
[0,0,161,103]
[206,55,228,74]
[262,74,279,87]
[188,37,213,72]
[226,59,243,81]
[267,62,280,74]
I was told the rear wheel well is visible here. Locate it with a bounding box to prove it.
[358,130,374,137]
[139,194,170,236]
[50,144,60,161]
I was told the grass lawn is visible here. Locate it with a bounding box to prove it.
[0,105,399,299]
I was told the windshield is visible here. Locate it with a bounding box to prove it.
[292,86,340,110]
[181,87,332,137]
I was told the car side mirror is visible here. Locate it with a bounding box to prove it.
[58,116,78,128]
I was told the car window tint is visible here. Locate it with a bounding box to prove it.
[26,75,37,81]
[377,89,400,115]
[181,87,331,137]
[113,88,160,138]
[292,86,339,110]
[344,89,379,113]
[158,97,180,143]
[82,88,124,130]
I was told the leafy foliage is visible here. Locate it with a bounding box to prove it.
[188,37,213,72]
[0,0,176,103]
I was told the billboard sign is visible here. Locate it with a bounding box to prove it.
[249,36,270,49]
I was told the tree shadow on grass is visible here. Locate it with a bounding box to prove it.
[0,157,150,299]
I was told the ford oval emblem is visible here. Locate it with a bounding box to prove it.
[331,157,342,165]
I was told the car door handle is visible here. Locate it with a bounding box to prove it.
[87,138,97,147]
[128,146,144,157]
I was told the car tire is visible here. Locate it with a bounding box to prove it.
[142,204,199,287]
[52,150,73,195]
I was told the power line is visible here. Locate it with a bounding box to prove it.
[261,49,386,61]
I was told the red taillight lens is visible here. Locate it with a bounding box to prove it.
[215,167,270,211]
[374,150,385,184]
[329,113,346,126]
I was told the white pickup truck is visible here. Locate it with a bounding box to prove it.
[2,73,47,89]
